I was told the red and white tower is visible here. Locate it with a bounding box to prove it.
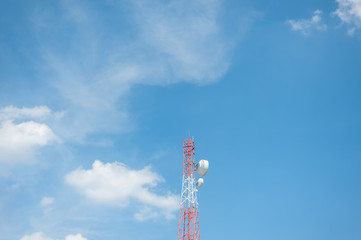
[177,137,209,240]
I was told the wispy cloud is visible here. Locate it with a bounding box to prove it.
[333,0,361,35]
[287,10,327,35]
[0,106,53,121]
[132,0,230,84]
[39,197,55,214]
[29,0,240,142]
[65,160,178,220]
[134,206,162,222]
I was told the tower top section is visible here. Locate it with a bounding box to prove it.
[183,137,195,178]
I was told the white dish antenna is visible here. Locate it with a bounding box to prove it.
[196,159,209,176]
[197,178,204,187]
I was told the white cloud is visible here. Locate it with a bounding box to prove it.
[64,234,87,240]
[0,120,57,164]
[287,10,327,35]
[40,197,55,213]
[0,105,60,165]
[20,232,52,240]
[333,0,361,35]
[20,232,87,240]
[65,160,178,220]
[0,106,52,121]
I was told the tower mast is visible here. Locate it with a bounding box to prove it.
[177,137,200,240]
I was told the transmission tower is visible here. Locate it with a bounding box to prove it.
[177,137,209,240]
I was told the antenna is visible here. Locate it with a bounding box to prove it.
[196,159,209,176]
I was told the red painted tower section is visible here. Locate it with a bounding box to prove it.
[177,137,200,240]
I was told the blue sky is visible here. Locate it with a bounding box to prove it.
[1,0,361,239]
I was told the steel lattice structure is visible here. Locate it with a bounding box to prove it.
[177,137,200,240]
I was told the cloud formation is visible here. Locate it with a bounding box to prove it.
[287,10,327,35]
[64,234,87,240]
[0,106,52,121]
[39,197,55,214]
[133,0,230,84]
[31,0,237,141]
[20,232,86,240]
[20,232,51,240]
[65,160,178,220]
[334,0,361,35]
[0,106,58,165]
